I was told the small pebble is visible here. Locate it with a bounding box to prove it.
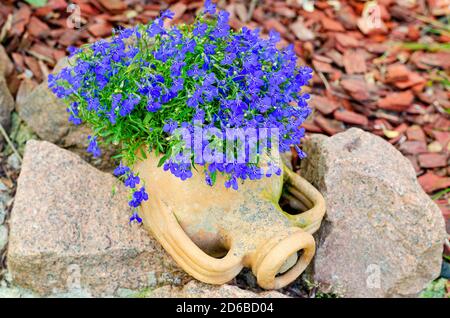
[7,153,21,171]
[0,225,8,252]
[0,211,5,225]
[0,201,6,224]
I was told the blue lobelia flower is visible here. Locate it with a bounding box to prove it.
[87,135,101,158]
[113,163,130,177]
[147,101,162,112]
[163,119,178,134]
[224,175,238,190]
[49,0,314,193]
[161,9,175,20]
[295,145,307,159]
[129,187,149,208]
[193,22,208,37]
[124,173,140,189]
[119,96,140,117]
[204,0,216,14]
[129,210,143,223]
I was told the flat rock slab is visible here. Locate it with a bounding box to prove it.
[8,140,187,296]
[301,128,446,297]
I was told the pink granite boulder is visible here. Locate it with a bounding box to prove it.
[300,128,446,297]
[8,140,188,296]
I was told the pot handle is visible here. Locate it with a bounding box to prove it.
[282,167,326,234]
[144,195,244,285]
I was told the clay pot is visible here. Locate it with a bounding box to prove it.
[134,151,326,289]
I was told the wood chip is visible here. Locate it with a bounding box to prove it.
[97,0,127,11]
[418,172,450,193]
[378,91,414,111]
[334,109,369,126]
[88,21,113,38]
[290,19,315,41]
[406,125,426,142]
[343,49,367,74]
[309,95,339,115]
[418,153,448,168]
[27,16,50,38]
[335,33,360,48]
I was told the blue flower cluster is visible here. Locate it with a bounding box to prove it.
[48,1,313,216]
[114,163,148,222]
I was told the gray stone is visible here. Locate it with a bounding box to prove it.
[0,76,14,130]
[8,140,188,296]
[16,80,115,171]
[300,128,446,298]
[16,82,69,144]
[8,112,37,155]
[6,153,21,170]
[0,285,37,298]
[0,225,7,252]
[0,203,5,224]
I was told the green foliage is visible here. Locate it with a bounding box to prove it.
[400,42,450,52]
[24,0,48,7]
[303,279,340,298]
[420,278,448,298]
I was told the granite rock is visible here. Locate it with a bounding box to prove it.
[300,128,446,297]
[16,82,69,144]
[8,140,188,296]
[16,80,115,171]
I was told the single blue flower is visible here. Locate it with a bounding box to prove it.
[124,173,140,189]
[129,211,143,223]
[295,145,307,159]
[87,135,101,158]
[129,187,149,208]
[147,101,162,112]
[161,9,175,20]
[193,22,208,37]
[224,176,238,190]
[114,163,130,177]
[119,95,140,116]
[163,119,178,134]
[204,0,216,14]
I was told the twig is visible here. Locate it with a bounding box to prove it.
[0,14,12,43]
[317,71,331,91]
[247,0,259,21]
[415,15,450,31]
[0,122,22,163]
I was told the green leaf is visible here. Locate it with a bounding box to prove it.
[210,170,217,186]
[25,0,48,7]
[143,112,152,125]
[400,42,450,52]
[140,147,147,160]
[431,187,450,200]
[157,149,172,167]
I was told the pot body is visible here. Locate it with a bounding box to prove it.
[134,151,325,289]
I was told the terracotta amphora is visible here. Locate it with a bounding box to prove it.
[133,151,326,289]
